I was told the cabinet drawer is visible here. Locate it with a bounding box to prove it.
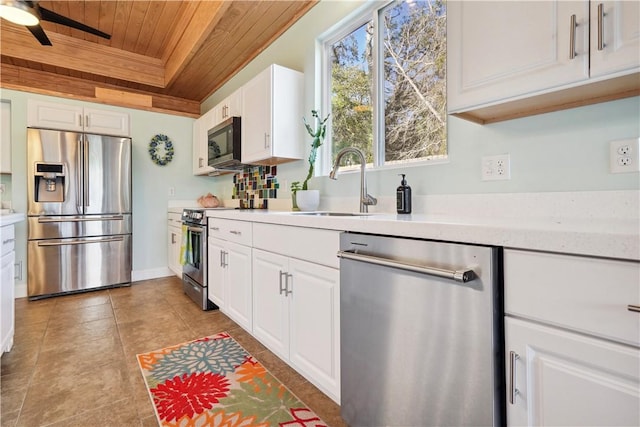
[208,218,252,246]
[168,212,182,226]
[504,249,640,346]
[1,225,15,257]
[253,223,340,268]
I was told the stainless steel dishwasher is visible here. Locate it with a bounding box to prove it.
[338,232,504,427]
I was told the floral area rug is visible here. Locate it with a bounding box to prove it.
[137,332,327,427]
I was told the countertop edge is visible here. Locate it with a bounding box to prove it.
[202,210,640,261]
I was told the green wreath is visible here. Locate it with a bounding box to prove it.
[149,134,174,166]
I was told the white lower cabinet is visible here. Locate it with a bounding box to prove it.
[207,218,252,332]
[252,248,340,403]
[1,223,16,355]
[504,249,640,426]
[506,317,639,427]
[167,212,183,277]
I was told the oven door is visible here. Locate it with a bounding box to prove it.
[182,224,206,286]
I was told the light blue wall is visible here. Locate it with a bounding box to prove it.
[3,0,639,289]
[201,0,640,201]
[0,89,221,286]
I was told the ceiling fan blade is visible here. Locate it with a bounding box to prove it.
[37,6,111,40]
[26,24,52,46]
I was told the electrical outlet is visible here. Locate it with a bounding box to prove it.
[482,154,511,181]
[610,138,640,173]
[168,187,175,196]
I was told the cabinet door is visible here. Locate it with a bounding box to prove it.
[167,225,182,277]
[84,108,130,137]
[447,1,589,112]
[241,67,272,164]
[193,110,215,175]
[252,248,289,361]
[1,101,11,174]
[506,317,640,426]
[207,238,226,308]
[288,259,340,402]
[216,89,243,124]
[225,241,253,332]
[27,100,83,131]
[1,250,15,354]
[590,0,640,78]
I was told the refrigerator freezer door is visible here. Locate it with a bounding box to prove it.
[27,234,132,298]
[27,128,82,216]
[27,214,132,240]
[84,134,132,215]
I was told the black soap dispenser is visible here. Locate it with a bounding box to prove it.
[396,174,412,214]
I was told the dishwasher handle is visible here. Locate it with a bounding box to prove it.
[337,250,476,283]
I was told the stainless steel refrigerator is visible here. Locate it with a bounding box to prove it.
[27,128,132,299]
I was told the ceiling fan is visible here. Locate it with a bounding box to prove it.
[0,0,111,46]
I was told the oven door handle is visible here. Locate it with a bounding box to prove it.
[186,225,204,233]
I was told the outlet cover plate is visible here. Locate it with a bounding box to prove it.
[482,154,511,181]
[610,138,640,174]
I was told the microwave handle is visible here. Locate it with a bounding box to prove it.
[264,132,270,149]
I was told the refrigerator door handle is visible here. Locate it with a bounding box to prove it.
[83,137,90,208]
[77,137,83,211]
[37,215,124,223]
[37,236,124,247]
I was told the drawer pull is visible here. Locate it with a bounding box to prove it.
[229,230,241,235]
[2,238,15,245]
[210,227,220,231]
[628,305,640,313]
[597,3,605,51]
[509,351,520,404]
[569,14,578,59]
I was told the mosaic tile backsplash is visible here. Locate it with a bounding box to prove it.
[232,165,279,209]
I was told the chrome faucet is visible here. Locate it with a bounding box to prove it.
[329,147,377,213]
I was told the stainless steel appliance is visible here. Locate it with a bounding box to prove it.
[207,116,243,170]
[27,128,132,299]
[181,208,216,310]
[338,233,504,427]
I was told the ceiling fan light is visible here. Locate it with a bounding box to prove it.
[0,1,39,26]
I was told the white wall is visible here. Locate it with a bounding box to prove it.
[0,89,221,291]
[201,0,640,203]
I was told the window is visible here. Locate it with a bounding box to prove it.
[321,0,447,172]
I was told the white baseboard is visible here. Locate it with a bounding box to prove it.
[15,283,27,299]
[132,267,174,282]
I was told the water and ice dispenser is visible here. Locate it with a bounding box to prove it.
[34,162,65,202]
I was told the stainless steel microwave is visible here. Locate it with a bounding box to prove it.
[207,116,243,170]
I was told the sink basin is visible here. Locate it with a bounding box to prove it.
[291,211,371,217]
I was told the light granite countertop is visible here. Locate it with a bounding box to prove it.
[0,213,26,227]
[203,208,639,261]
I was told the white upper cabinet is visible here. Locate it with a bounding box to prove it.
[448,1,639,123]
[192,108,215,176]
[590,0,640,77]
[27,100,130,136]
[241,64,304,165]
[1,101,11,174]
[213,88,242,127]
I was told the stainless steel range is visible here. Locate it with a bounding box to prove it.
[181,208,216,310]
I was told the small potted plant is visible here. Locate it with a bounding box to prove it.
[291,110,330,211]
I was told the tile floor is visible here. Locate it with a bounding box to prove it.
[1,276,346,427]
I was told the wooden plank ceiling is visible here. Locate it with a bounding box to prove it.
[0,0,317,116]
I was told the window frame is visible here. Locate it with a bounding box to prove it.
[317,0,448,176]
